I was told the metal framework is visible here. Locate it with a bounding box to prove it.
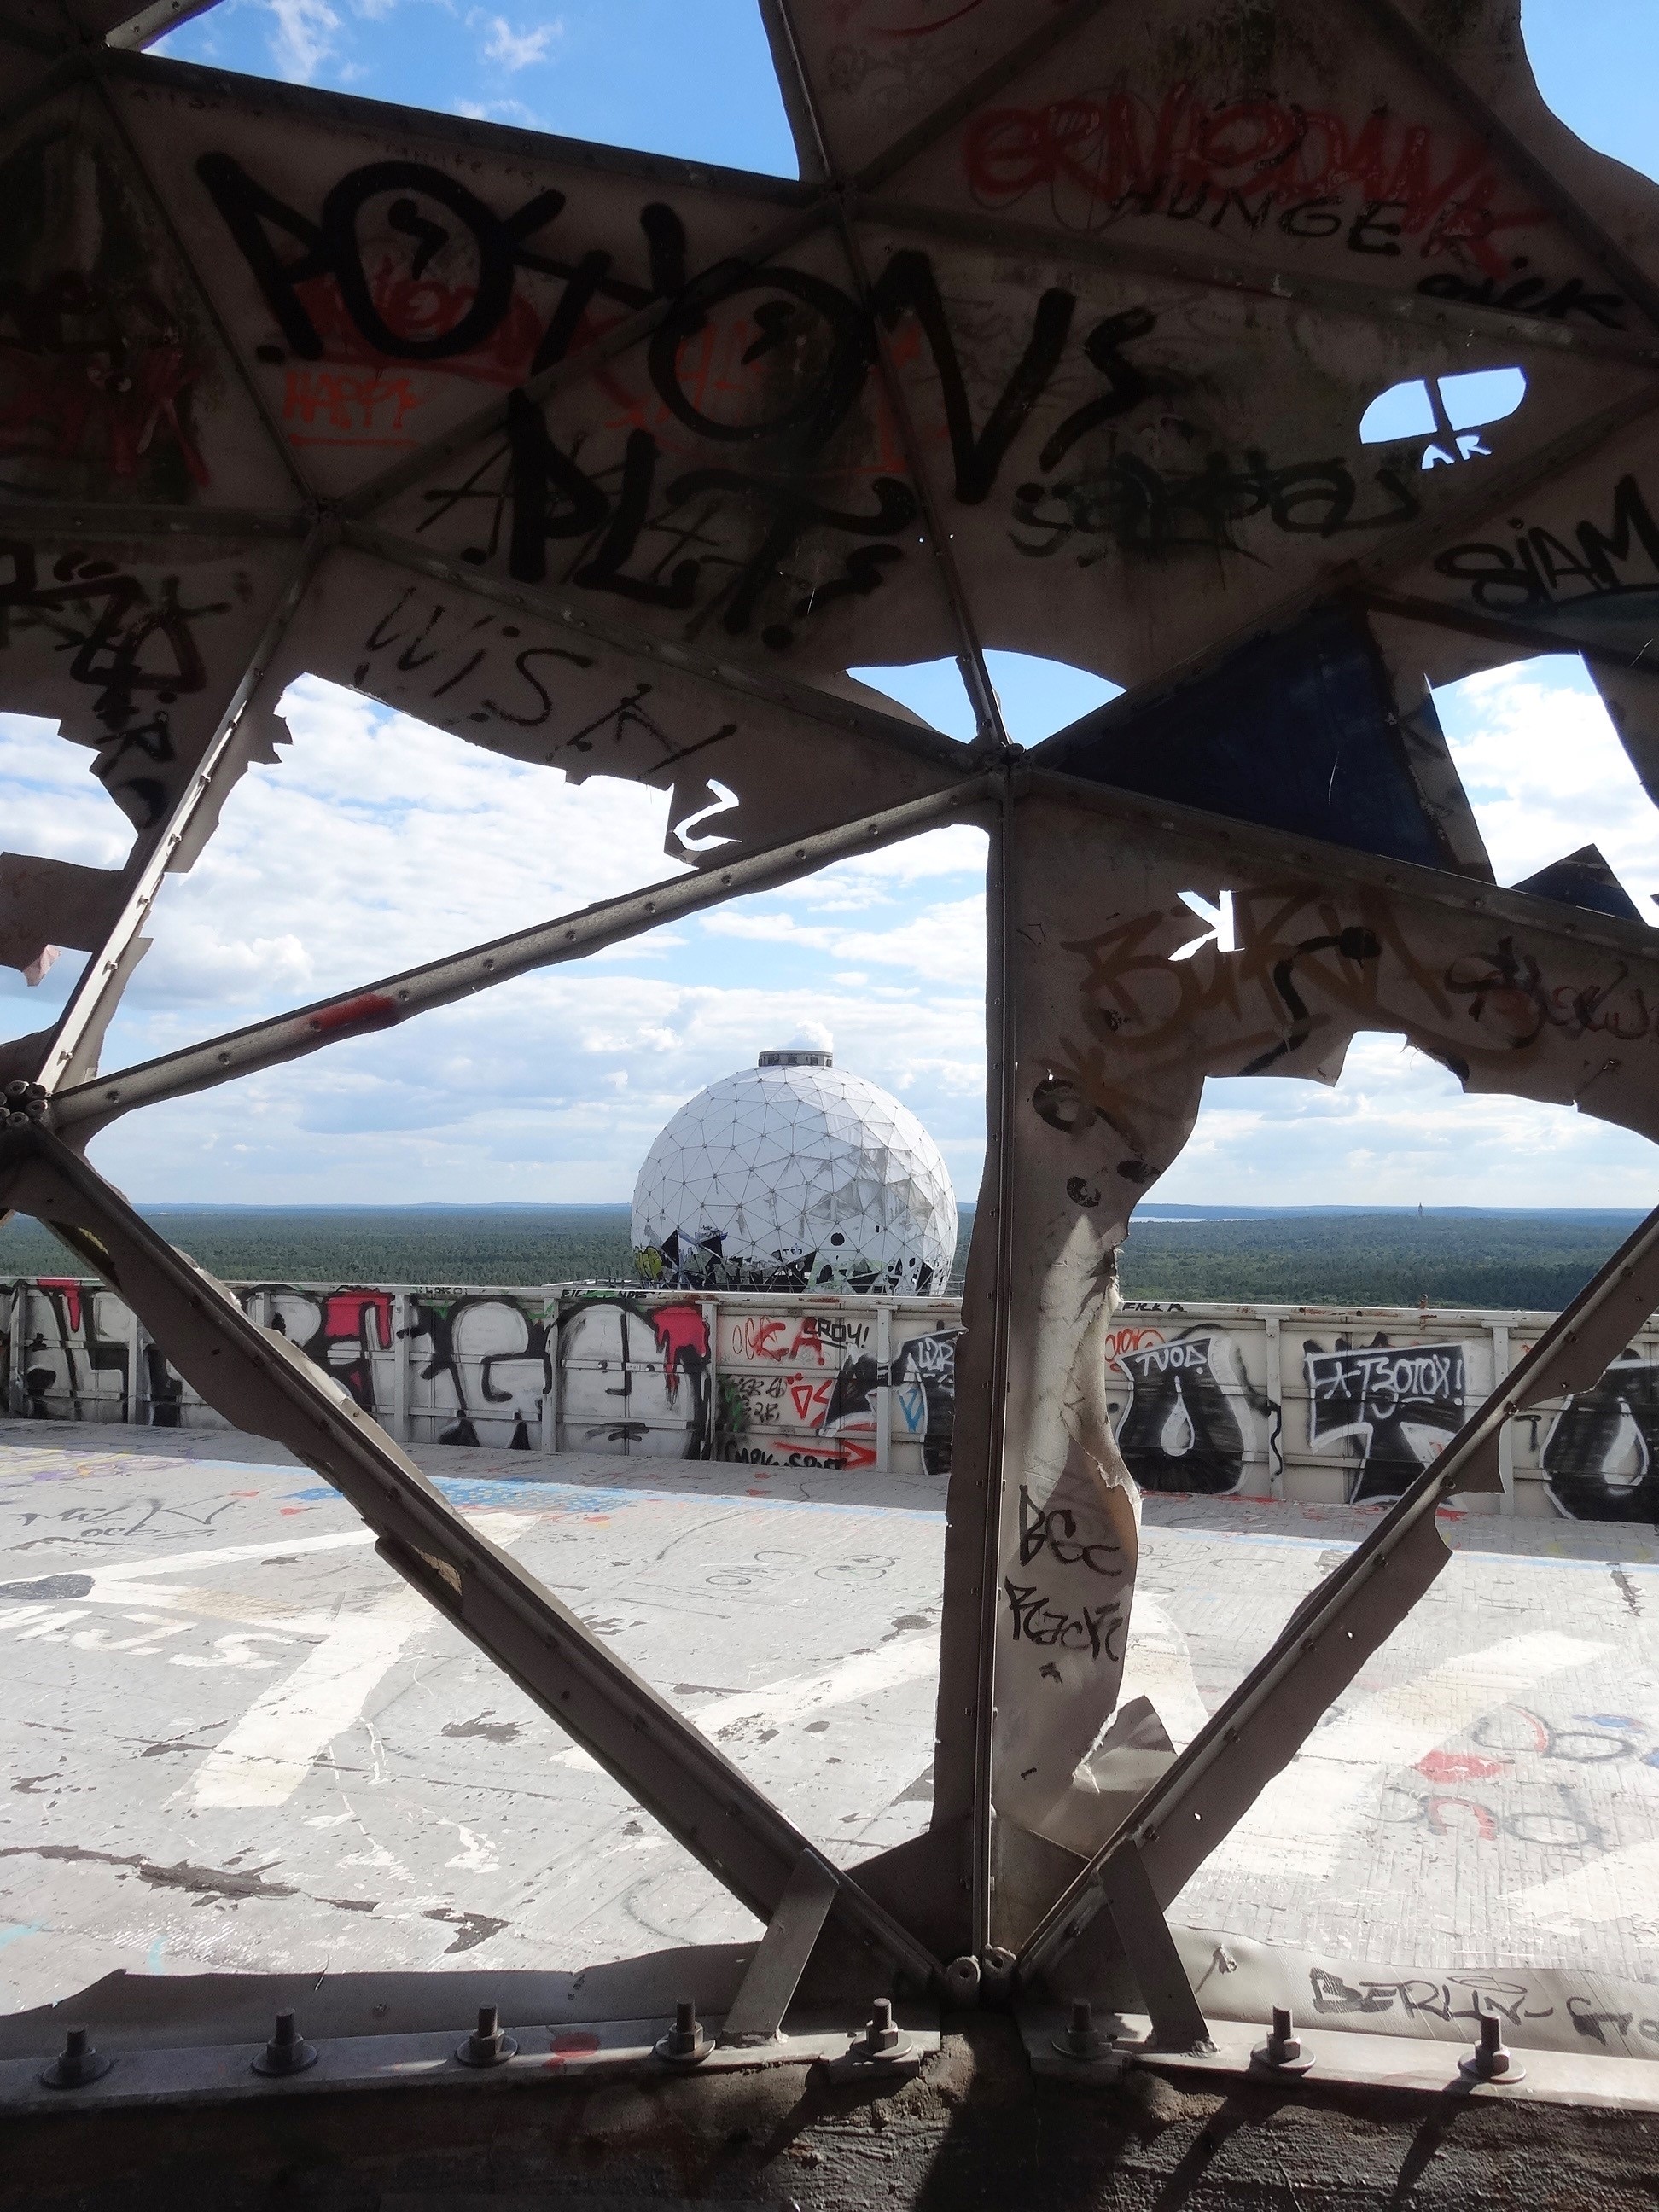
[5,0,1659,2079]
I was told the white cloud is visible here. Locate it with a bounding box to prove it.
[1432,655,1659,922]
[1161,1034,1659,1210]
[94,674,686,1033]
[0,714,133,869]
[477,11,558,68]
[456,94,544,124]
[266,0,341,80]
[700,894,984,990]
[784,822,987,911]
[15,678,983,1204]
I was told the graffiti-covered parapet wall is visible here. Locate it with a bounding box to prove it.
[5,1274,1657,1521]
[0,1279,961,1478]
[1105,1305,1659,1524]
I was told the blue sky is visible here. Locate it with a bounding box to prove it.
[3,1,1658,1211]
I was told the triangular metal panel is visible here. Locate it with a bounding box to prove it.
[881,0,1647,335]
[0,82,303,510]
[367,220,969,688]
[113,62,824,503]
[249,544,969,865]
[853,212,1651,690]
[0,528,304,832]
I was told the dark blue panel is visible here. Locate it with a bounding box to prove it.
[1513,844,1643,923]
[1045,607,1455,870]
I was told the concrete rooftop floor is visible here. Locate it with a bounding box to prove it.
[2,1420,1657,2019]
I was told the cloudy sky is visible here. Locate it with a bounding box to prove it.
[3,1,1657,1212]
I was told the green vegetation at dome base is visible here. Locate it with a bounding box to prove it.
[0,1203,1646,1312]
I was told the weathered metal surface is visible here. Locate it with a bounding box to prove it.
[3,0,1659,2064]
[0,2011,943,2116]
[719,1851,841,2045]
[9,2013,1659,2211]
[1016,2003,1659,2110]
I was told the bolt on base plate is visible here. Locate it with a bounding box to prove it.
[1052,2000,1121,2064]
[1460,2011,1524,2086]
[655,2000,712,2067]
[1252,2007,1314,2076]
[456,2006,518,2068]
[826,1997,922,2081]
[252,2011,317,2077]
[40,2028,111,2090]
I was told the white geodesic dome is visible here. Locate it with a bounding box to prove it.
[632,1051,957,1295]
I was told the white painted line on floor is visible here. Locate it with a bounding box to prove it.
[1214,1630,1610,1883]
[551,1631,940,1773]
[189,1516,541,1810]
[90,1531,378,1582]
[1507,1831,1659,1935]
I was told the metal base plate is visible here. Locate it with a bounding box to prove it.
[1018,2004,1644,2110]
[0,2011,940,2116]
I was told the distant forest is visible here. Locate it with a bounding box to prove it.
[1115,1209,1643,1312]
[0,1203,1644,1312]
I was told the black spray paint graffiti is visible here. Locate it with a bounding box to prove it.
[1112,1334,1250,1494]
[1017,1485,1125,1575]
[14,1280,129,1420]
[1003,1579,1126,1662]
[719,1324,958,1472]
[253,1283,552,1447]
[1305,1337,1465,1504]
[259,1286,395,1417]
[198,150,1438,666]
[1010,446,1421,568]
[1433,469,1659,635]
[409,1293,549,1448]
[195,154,690,375]
[1542,1349,1659,1522]
[812,1327,960,1475]
[1308,1968,1557,2029]
[555,1295,711,1458]
[1315,1957,1659,2053]
[0,542,230,829]
[641,1223,938,1297]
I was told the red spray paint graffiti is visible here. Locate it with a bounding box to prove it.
[963,83,1551,280]
[38,1279,84,1333]
[649,1302,710,1408]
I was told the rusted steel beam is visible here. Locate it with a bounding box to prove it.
[32,529,329,1099]
[51,776,993,1140]
[0,1123,943,1987]
[765,0,1010,752]
[1017,1197,1659,1985]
